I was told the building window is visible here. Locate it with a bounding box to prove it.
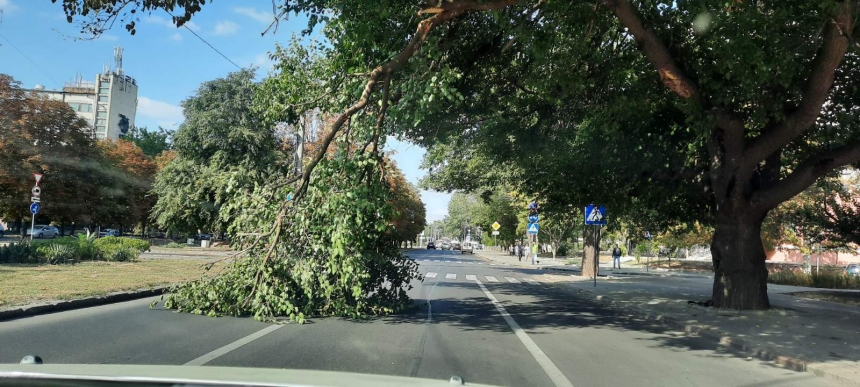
[68,103,79,111]
[81,104,92,112]
[96,119,106,125]
[98,95,109,102]
[96,125,106,132]
[99,87,110,95]
[96,111,106,118]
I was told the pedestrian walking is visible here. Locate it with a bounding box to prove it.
[517,244,523,262]
[509,245,514,256]
[531,242,539,265]
[612,245,622,269]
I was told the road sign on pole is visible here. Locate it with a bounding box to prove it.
[491,222,501,231]
[527,223,539,235]
[31,197,40,203]
[527,214,539,223]
[584,204,607,225]
[32,186,41,196]
[30,202,40,214]
[492,230,500,235]
[33,173,43,185]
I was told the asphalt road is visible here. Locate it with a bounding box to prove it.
[0,249,837,386]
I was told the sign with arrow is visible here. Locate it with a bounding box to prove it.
[528,213,539,223]
[584,204,606,225]
[30,202,40,215]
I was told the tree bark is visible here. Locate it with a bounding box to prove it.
[710,212,771,310]
[582,226,601,279]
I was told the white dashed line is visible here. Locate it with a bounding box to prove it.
[445,273,457,280]
[473,279,574,387]
[505,277,520,284]
[425,272,438,279]
[466,275,477,281]
[484,276,499,283]
[184,325,283,366]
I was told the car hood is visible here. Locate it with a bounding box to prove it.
[0,364,497,387]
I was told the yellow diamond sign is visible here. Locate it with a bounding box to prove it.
[492,222,501,231]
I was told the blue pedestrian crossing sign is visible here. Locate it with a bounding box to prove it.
[584,204,606,225]
[527,222,539,235]
[30,202,40,215]
[528,214,539,223]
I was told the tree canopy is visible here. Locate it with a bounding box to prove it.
[57,0,860,310]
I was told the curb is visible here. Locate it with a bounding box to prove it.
[564,285,859,386]
[0,287,168,322]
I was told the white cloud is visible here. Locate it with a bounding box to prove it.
[213,20,239,36]
[169,33,183,41]
[138,97,184,127]
[233,7,270,23]
[0,0,19,12]
[144,15,174,28]
[144,15,199,31]
[421,190,452,222]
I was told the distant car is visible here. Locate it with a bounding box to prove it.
[27,225,59,239]
[426,242,436,250]
[99,229,121,237]
[441,242,451,250]
[847,264,860,277]
[451,241,462,251]
[196,234,212,240]
[460,242,475,254]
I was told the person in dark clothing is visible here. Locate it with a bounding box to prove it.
[612,245,622,269]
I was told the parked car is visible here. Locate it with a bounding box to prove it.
[451,241,462,251]
[847,264,860,277]
[426,241,436,250]
[27,225,60,239]
[441,242,451,250]
[99,229,121,237]
[196,233,212,240]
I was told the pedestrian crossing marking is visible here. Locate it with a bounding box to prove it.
[433,260,441,262]
[421,259,429,262]
[523,278,539,285]
[425,272,437,279]
[466,275,477,281]
[485,276,499,283]
[445,273,457,279]
[505,277,520,284]
[468,262,475,264]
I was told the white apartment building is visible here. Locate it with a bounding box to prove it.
[25,46,138,140]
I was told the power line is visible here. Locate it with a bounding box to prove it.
[165,11,242,70]
[0,32,63,88]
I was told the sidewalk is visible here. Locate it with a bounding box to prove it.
[474,248,567,267]
[557,273,860,386]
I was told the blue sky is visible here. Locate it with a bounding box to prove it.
[0,0,450,221]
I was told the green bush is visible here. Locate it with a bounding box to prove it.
[93,236,150,261]
[556,245,569,257]
[45,244,76,264]
[768,269,860,289]
[31,235,98,261]
[0,242,36,264]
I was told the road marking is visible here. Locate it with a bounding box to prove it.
[425,272,438,279]
[433,260,441,262]
[465,274,477,281]
[505,277,520,284]
[411,264,441,377]
[478,263,485,265]
[473,279,575,387]
[445,273,457,280]
[184,324,283,366]
[484,276,499,283]
[523,278,539,285]
[422,259,429,262]
[468,262,475,265]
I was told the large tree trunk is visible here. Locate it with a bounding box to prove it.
[582,226,601,278]
[710,213,770,310]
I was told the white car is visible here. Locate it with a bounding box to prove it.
[99,229,121,237]
[27,225,59,239]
